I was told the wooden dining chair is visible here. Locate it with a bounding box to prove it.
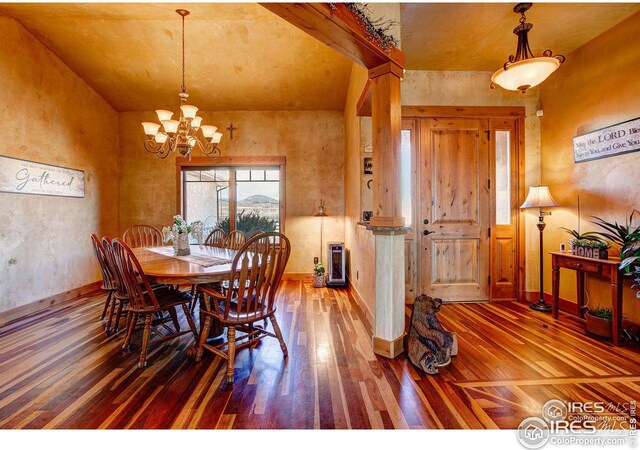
[101,237,131,334]
[204,228,226,247]
[111,238,198,368]
[195,232,291,383]
[223,230,246,250]
[90,234,116,323]
[123,224,163,248]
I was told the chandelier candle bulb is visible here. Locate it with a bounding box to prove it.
[162,120,179,135]
[141,122,161,138]
[155,132,168,144]
[180,105,198,120]
[155,110,173,122]
[201,125,217,139]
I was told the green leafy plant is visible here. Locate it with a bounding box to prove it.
[215,211,277,236]
[569,239,610,250]
[560,227,603,242]
[620,231,640,298]
[586,306,612,321]
[313,263,326,276]
[591,210,640,247]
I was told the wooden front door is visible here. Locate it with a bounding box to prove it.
[419,118,490,301]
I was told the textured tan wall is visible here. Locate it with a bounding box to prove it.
[344,63,376,317]
[119,110,345,274]
[0,16,119,313]
[402,70,542,292]
[539,12,640,320]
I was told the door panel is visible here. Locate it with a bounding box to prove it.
[420,118,490,301]
[490,119,519,299]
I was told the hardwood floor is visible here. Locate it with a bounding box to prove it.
[0,281,638,429]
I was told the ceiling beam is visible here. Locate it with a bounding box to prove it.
[260,3,405,69]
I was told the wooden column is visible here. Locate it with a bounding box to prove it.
[368,62,404,228]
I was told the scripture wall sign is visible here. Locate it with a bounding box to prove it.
[0,155,85,198]
[573,117,640,163]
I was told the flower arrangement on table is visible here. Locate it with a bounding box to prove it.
[162,215,203,256]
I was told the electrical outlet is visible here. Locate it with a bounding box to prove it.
[314,257,318,265]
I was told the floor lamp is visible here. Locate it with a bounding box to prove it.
[315,199,327,266]
[520,186,558,312]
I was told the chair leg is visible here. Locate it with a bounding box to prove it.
[269,314,288,357]
[122,312,137,350]
[100,291,113,320]
[113,300,125,333]
[195,315,213,362]
[105,296,118,333]
[167,306,180,332]
[182,303,198,338]
[138,314,152,369]
[189,289,199,315]
[226,326,236,384]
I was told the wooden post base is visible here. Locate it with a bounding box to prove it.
[373,334,405,358]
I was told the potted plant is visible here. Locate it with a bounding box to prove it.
[569,239,611,259]
[591,210,640,256]
[560,227,609,259]
[313,263,326,288]
[620,228,640,299]
[585,306,613,339]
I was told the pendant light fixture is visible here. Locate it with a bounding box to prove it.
[141,9,222,160]
[491,3,565,94]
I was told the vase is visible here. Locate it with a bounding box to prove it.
[174,232,191,256]
[313,274,326,288]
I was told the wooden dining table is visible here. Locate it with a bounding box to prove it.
[133,244,238,340]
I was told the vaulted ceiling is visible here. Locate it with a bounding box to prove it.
[400,3,640,70]
[2,2,639,112]
[0,3,353,111]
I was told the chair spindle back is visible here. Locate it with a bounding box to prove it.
[91,234,114,289]
[224,230,246,250]
[123,225,163,248]
[223,232,290,322]
[111,238,159,311]
[204,228,227,247]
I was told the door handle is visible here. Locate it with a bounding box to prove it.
[423,219,429,225]
[422,230,435,236]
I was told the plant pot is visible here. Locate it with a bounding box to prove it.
[586,312,612,339]
[313,274,326,288]
[571,245,608,260]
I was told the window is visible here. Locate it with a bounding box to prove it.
[495,130,511,225]
[182,166,282,237]
[400,129,413,227]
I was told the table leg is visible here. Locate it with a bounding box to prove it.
[552,255,560,319]
[577,271,585,318]
[611,270,623,346]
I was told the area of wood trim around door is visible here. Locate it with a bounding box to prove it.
[175,156,287,234]
[403,106,526,301]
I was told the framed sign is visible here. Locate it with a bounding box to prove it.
[0,155,85,198]
[573,117,640,163]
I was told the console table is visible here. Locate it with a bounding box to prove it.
[550,252,623,345]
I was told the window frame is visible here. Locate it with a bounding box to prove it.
[176,156,286,234]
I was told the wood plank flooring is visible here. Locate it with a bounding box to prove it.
[0,281,638,429]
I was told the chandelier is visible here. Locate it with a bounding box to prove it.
[141,9,222,160]
[491,3,565,94]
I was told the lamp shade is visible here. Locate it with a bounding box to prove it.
[155,110,173,122]
[201,125,217,139]
[180,105,198,119]
[142,122,161,137]
[520,186,558,209]
[315,199,328,217]
[491,57,561,93]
